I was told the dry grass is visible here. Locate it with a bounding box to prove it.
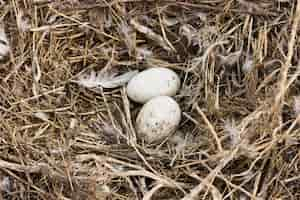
[0,0,300,199]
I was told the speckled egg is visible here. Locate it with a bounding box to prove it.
[136,96,181,143]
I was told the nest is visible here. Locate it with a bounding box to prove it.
[0,0,300,199]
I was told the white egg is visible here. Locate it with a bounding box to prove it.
[136,96,181,143]
[126,67,180,103]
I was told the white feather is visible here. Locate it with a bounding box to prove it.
[242,57,254,73]
[225,119,240,147]
[16,11,31,32]
[77,70,138,89]
[0,176,11,192]
[0,24,10,60]
[294,96,300,116]
[136,47,152,60]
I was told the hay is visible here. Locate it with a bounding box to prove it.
[0,0,300,199]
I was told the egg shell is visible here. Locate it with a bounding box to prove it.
[136,96,181,143]
[126,67,180,103]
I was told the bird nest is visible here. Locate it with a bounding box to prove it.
[0,0,300,199]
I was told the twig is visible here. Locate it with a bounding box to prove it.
[181,148,238,200]
[130,18,173,52]
[272,0,300,115]
[194,105,223,152]
[11,86,65,105]
[142,183,164,200]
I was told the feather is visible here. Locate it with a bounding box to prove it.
[0,24,10,60]
[76,69,138,89]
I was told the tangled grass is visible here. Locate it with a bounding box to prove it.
[0,0,300,199]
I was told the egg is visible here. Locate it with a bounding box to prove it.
[136,96,181,143]
[126,67,180,103]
